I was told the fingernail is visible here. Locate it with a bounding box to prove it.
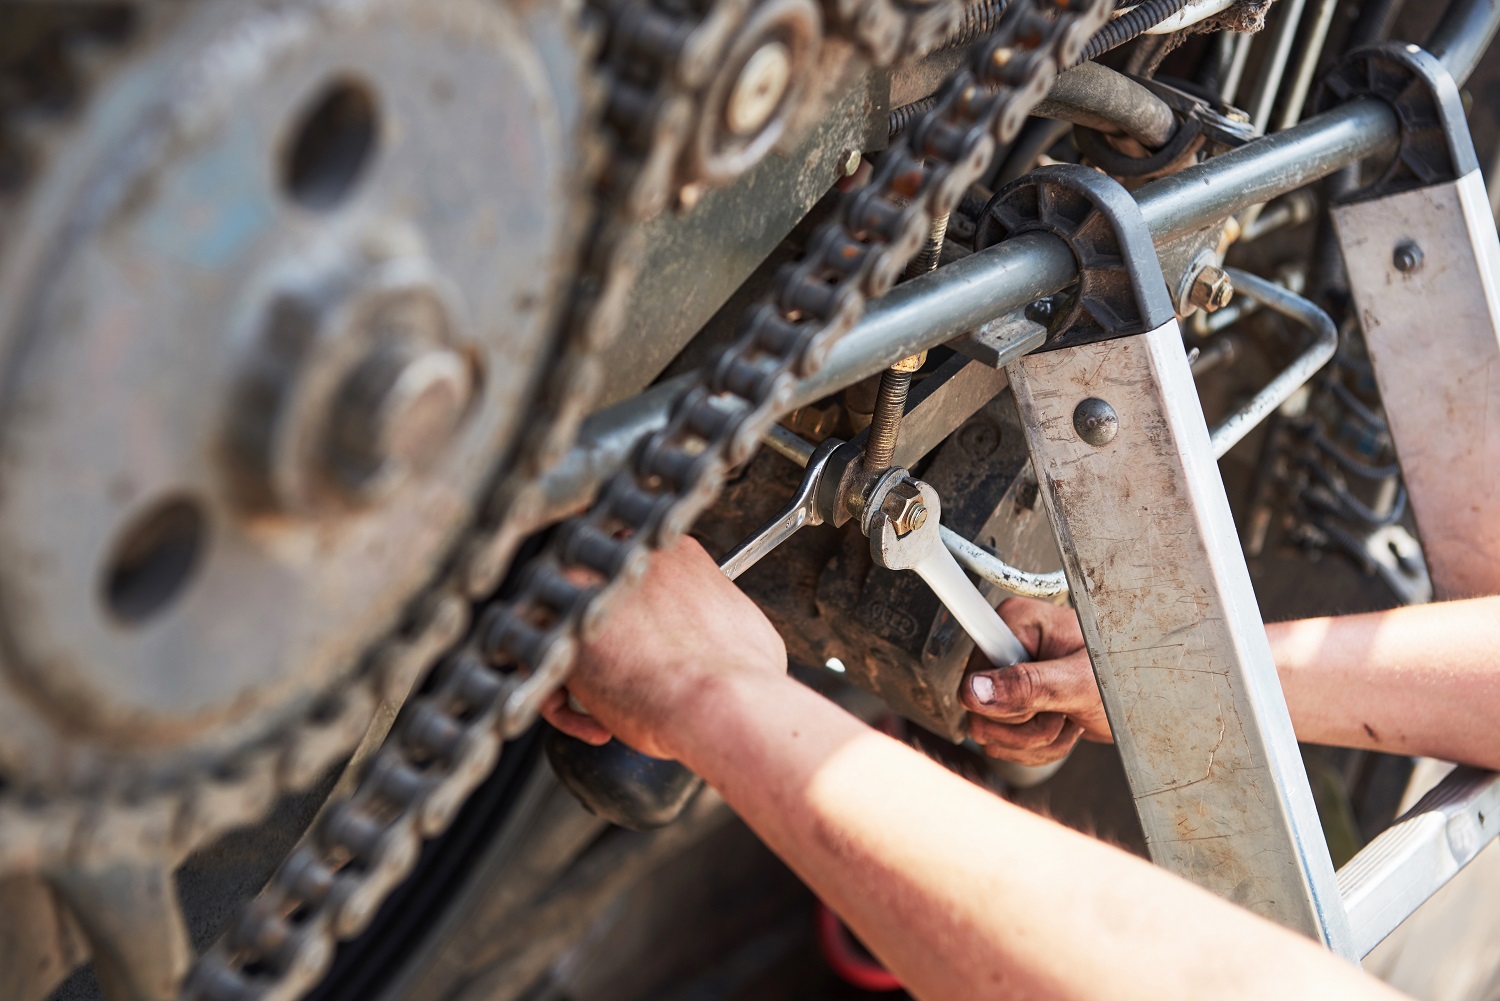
[970,674,994,704]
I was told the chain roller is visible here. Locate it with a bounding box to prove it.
[1,1,1112,997]
[184,0,1114,996]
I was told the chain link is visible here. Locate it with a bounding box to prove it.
[0,0,1111,996]
[180,0,1112,997]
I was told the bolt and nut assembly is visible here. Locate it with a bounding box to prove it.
[1188,264,1234,312]
[880,480,929,536]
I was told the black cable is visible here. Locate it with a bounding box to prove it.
[1075,0,1193,66]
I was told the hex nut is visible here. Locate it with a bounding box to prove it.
[1393,240,1424,274]
[880,481,928,536]
[1188,265,1234,313]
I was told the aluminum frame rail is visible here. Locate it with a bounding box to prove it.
[1338,768,1500,957]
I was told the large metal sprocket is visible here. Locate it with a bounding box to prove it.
[0,0,1113,997]
[0,1,605,996]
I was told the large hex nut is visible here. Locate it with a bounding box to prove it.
[880,480,929,536]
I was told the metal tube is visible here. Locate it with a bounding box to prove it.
[1220,31,1254,105]
[1246,0,1308,134]
[1137,98,1398,241]
[942,527,1069,598]
[544,99,1401,518]
[1209,268,1338,458]
[1273,0,1340,133]
[1428,0,1500,85]
[799,231,1077,404]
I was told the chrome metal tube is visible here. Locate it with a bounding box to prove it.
[1209,269,1338,458]
[1428,0,1500,85]
[1246,0,1309,134]
[1273,0,1339,132]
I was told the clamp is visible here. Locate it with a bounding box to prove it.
[1315,41,1480,202]
[973,163,1176,352]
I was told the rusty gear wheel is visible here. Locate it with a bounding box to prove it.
[0,0,593,877]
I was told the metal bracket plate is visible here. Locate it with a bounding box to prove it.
[1009,321,1355,955]
[1331,168,1500,598]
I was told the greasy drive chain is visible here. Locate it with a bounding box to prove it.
[0,0,1108,997]
[190,1,1113,997]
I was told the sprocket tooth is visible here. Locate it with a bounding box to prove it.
[48,859,191,1001]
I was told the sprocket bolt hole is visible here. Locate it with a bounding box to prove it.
[282,78,380,211]
[101,495,208,626]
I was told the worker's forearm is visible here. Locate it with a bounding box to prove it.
[1270,596,1500,769]
[669,670,1397,1001]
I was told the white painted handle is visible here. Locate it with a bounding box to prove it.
[914,545,1029,666]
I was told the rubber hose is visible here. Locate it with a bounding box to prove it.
[1076,0,1194,65]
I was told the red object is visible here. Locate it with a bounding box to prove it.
[815,902,904,993]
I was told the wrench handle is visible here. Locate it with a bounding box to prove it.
[913,545,1030,666]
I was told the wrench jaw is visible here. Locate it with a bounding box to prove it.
[863,472,941,572]
[864,473,1030,668]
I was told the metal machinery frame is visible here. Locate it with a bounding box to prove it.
[998,165,1353,951]
[544,29,1500,964]
[9,4,1500,999]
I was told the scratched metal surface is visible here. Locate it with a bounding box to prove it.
[1009,321,1352,950]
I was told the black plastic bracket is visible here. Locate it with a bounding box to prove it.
[1315,42,1479,202]
[1074,76,1255,184]
[974,163,1175,352]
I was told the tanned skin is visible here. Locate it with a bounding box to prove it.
[542,538,1407,1001]
[959,593,1500,768]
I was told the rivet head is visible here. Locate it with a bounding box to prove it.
[1073,398,1118,447]
[1393,240,1424,274]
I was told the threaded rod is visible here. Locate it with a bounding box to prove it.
[902,213,950,280]
[864,368,913,473]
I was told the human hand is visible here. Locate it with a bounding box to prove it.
[959,597,1112,765]
[540,536,787,760]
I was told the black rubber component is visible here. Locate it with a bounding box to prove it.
[1072,75,1253,180]
[1314,42,1479,202]
[975,162,1175,351]
[544,729,703,831]
[1076,0,1192,65]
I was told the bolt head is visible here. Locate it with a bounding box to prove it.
[839,149,862,176]
[1188,265,1233,312]
[1073,397,1119,447]
[880,481,928,536]
[1393,240,1424,274]
[328,343,473,500]
[726,40,792,136]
